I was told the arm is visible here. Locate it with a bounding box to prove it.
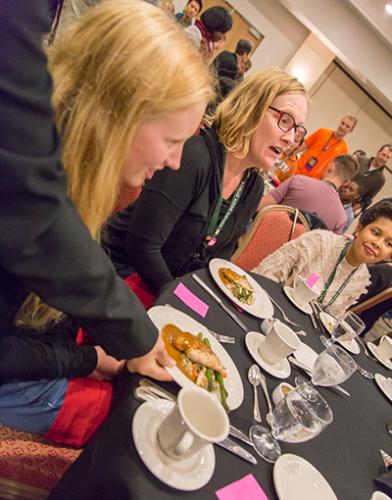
[0,1,157,360]
[257,179,291,211]
[123,136,208,291]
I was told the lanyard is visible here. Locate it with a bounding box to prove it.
[205,171,249,247]
[318,241,357,307]
[320,133,341,155]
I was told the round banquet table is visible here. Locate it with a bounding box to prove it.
[50,269,392,500]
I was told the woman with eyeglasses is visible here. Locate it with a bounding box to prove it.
[103,68,308,294]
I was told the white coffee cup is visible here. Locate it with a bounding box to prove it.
[259,320,301,364]
[292,276,320,306]
[375,335,392,363]
[272,382,294,406]
[157,387,229,460]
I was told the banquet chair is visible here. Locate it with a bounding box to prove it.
[0,425,81,499]
[231,205,310,271]
[350,287,392,315]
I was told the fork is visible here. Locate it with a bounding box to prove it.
[267,295,300,328]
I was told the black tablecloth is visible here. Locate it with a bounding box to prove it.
[50,270,392,500]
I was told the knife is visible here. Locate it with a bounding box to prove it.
[191,274,250,333]
[217,437,257,465]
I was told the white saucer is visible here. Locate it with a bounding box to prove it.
[375,374,392,403]
[132,400,215,491]
[293,342,318,371]
[283,286,312,315]
[273,454,337,500]
[368,343,392,370]
[319,312,360,355]
[245,331,291,379]
[371,491,392,500]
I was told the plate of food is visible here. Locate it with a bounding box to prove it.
[148,305,243,410]
[209,258,274,319]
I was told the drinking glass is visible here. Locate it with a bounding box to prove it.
[320,311,365,348]
[250,380,333,463]
[311,344,357,386]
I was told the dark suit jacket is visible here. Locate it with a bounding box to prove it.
[0,1,157,381]
[355,156,386,208]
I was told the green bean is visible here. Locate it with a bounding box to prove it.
[216,372,229,412]
[203,337,211,349]
[205,368,214,392]
[197,332,203,341]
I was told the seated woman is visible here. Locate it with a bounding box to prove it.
[253,201,392,317]
[103,68,308,293]
[0,0,212,447]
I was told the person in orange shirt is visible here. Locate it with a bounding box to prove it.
[296,115,357,179]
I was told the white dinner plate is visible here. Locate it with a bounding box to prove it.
[148,306,244,410]
[368,342,392,370]
[371,491,392,500]
[273,454,338,500]
[209,258,274,319]
[374,373,392,404]
[319,312,360,355]
[245,331,291,379]
[283,286,312,315]
[132,400,215,491]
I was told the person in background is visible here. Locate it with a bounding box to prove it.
[158,0,175,15]
[353,149,366,158]
[253,201,392,317]
[354,144,392,210]
[213,38,253,79]
[104,68,307,294]
[259,154,359,233]
[236,58,252,82]
[296,115,357,179]
[185,6,233,60]
[339,177,366,233]
[0,0,213,447]
[175,0,202,26]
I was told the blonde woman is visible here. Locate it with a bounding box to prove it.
[0,0,213,447]
[104,68,308,293]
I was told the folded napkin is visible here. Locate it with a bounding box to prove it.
[173,283,209,317]
[216,474,268,500]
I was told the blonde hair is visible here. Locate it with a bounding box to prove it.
[213,68,306,159]
[16,0,214,329]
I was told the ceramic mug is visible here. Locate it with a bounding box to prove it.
[292,276,320,306]
[272,382,294,406]
[375,335,392,363]
[157,387,229,460]
[259,320,301,364]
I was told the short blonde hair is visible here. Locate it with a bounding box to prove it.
[214,68,306,158]
[17,0,214,329]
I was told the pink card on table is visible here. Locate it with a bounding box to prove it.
[306,273,320,288]
[216,474,268,500]
[173,283,209,318]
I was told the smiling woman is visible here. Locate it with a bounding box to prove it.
[103,68,307,293]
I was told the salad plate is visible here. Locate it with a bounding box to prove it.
[132,400,215,491]
[148,306,244,409]
[209,258,273,319]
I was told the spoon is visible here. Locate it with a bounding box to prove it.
[248,364,262,423]
[258,373,274,425]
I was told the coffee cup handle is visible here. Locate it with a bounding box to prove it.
[175,430,194,455]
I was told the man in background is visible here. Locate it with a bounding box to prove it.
[213,38,253,79]
[259,154,359,233]
[354,144,392,210]
[296,115,357,179]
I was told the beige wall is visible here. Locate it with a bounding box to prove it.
[306,63,392,203]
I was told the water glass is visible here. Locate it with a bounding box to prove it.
[311,345,357,386]
[333,311,365,342]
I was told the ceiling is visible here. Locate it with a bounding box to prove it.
[344,0,392,49]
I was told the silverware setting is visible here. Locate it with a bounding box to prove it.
[135,379,258,465]
[248,364,263,423]
[266,294,300,328]
[258,372,274,426]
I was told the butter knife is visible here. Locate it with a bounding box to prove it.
[191,274,250,333]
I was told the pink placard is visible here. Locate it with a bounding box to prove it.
[306,273,320,288]
[216,474,268,500]
[173,283,209,318]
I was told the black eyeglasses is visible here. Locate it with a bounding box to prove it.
[269,106,307,143]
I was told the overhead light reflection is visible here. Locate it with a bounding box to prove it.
[386,3,392,15]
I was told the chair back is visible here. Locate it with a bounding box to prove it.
[231,205,310,271]
[350,287,392,314]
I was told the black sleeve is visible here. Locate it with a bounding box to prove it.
[124,137,209,291]
[0,1,157,359]
[0,335,97,383]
